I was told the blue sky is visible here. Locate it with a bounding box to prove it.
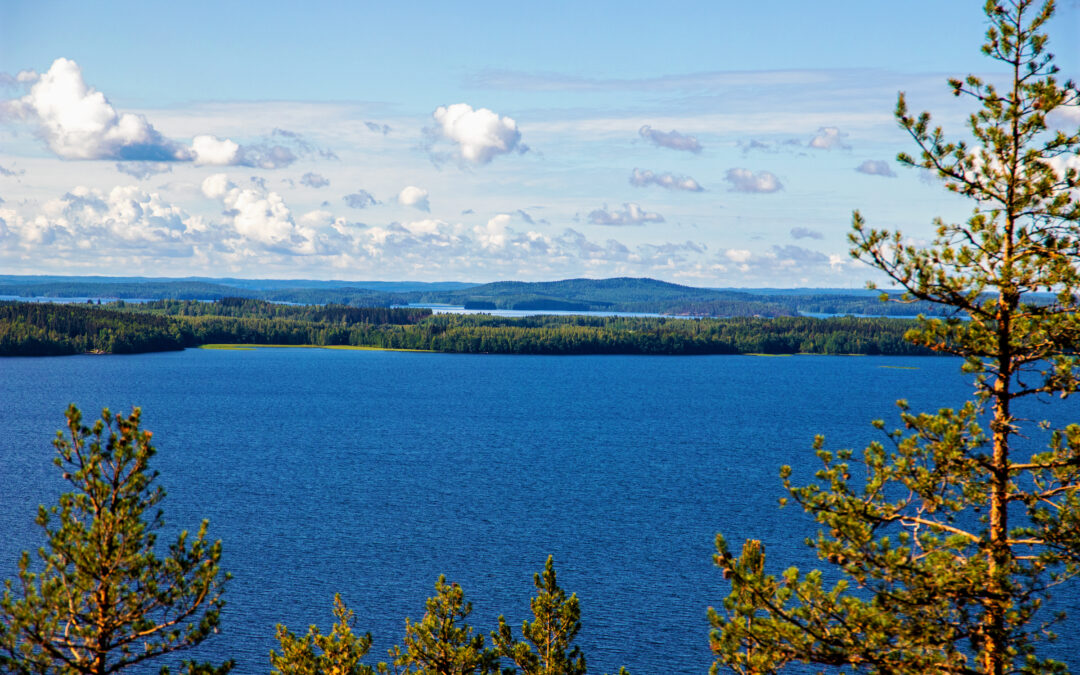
[1,1,1077,286]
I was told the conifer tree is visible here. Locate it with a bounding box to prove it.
[0,405,230,675]
[710,1,1080,673]
[385,576,498,675]
[271,594,377,675]
[492,556,586,675]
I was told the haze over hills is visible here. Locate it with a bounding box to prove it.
[0,275,956,317]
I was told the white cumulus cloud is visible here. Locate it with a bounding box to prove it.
[6,58,179,161]
[629,168,704,192]
[855,159,896,177]
[724,168,783,193]
[476,214,512,250]
[638,125,702,153]
[588,203,665,226]
[190,135,240,165]
[430,103,525,165]
[300,172,330,188]
[201,173,312,251]
[809,126,850,150]
[1049,105,1080,129]
[397,186,430,212]
[790,227,824,240]
[4,59,328,171]
[725,249,752,263]
[344,190,378,209]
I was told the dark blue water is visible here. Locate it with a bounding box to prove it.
[0,350,1076,673]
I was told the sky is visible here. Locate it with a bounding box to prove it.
[1,1,1078,287]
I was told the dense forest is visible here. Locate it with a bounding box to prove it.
[0,274,984,316]
[0,302,192,355]
[0,299,935,357]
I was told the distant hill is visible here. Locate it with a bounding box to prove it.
[406,277,791,316]
[0,274,1022,317]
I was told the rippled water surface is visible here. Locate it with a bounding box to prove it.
[1,349,1076,673]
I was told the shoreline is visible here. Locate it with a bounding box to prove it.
[197,343,435,353]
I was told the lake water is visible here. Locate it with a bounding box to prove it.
[0,350,1076,673]
[405,303,668,318]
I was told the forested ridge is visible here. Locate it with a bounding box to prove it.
[0,299,934,356]
[1,274,1007,316]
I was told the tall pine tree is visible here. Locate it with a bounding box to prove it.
[385,576,498,675]
[710,1,1080,673]
[271,594,376,675]
[492,556,587,675]
[0,406,230,675]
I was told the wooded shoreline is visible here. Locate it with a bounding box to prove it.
[0,298,937,357]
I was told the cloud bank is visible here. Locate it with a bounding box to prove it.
[1,175,862,284]
[0,184,202,252]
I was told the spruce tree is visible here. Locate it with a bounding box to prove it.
[492,556,586,675]
[710,1,1080,673]
[0,406,230,675]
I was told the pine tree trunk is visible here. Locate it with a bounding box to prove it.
[985,289,1014,675]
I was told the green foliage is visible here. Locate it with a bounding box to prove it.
[0,300,937,357]
[271,594,377,675]
[710,1,1080,673]
[139,299,431,325]
[0,301,193,355]
[385,577,498,675]
[492,557,586,675]
[275,561,628,675]
[0,406,230,675]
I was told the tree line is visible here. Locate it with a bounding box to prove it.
[0,301,191,355]
[0,300,936,356]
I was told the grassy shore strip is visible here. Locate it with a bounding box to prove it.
[197,343,434,353]
[744,352,869,357]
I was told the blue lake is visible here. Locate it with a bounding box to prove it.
[0,350,1076,673]
[404,303,667,318]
